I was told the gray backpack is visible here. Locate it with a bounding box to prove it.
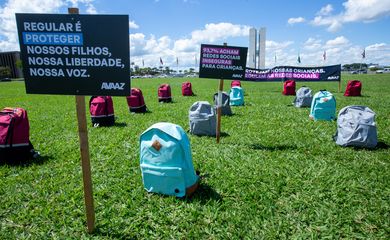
[334,105,378,148]
[189,101,216,136]
[213,92,233,116]
[293,86,313,107]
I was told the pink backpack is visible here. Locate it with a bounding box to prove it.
[231,80,241,87]
[344,80,362,96]
[158,84,172,102]
[182,82,194,96]
[89,96,115,126]
[283,80,296,95]
[0,107,38,162]
[127,88,147,113]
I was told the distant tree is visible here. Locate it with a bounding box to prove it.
[189,68,195,73]
[15,59,23,70]
[343,63,367,70]
[0,66,11,78]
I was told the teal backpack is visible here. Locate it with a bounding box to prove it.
[229,86,244,106]
[310,90,336,121]
[140,122,199,197]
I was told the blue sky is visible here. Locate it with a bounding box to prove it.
[1,0,389,69]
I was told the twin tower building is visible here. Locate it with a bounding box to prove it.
[248,27,266,69]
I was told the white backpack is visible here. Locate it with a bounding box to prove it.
[334,106,377,148]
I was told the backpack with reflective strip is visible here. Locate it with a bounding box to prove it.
[158,84,172,102]
[0,107,38,162]
[127,88,147,113]
[89,96,115,126]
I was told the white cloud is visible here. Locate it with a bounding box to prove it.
[343,0,390,22]
[303,38,322,51]
[366,43,388,51]
[130,22,250,69]
[266,40,294,51]
[311,0,390,32]
[129,21,139,29]
[66,0,97,14]
[287,17,305,25]
[191,22,250,43]
[325,36,350,47]
[317,4,333,16]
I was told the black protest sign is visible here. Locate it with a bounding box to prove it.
[16,13,130,96]
[199,44,247,80]
[245,65,341,82]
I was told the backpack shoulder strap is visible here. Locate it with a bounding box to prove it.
[5,113,15,147]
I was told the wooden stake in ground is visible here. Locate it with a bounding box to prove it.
[338,81,341,93]
[69,7,95,234]
[216,42,227,144]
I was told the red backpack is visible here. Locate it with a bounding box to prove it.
[158,84,172,102]
[0,107,38,162]
[127,88,147,113]
[231,80,241,87]
[89,96,115,127]
[182,82,194,96]
[283,80,296,95]
[344,80,362,96]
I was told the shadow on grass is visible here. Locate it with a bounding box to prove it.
[92,228,136,240]
[0,155,52,167]
[375,141,389,149]
[113,122,127,127]
[185,183,222,204]
[187,132,230,138]
[250,143,297,151]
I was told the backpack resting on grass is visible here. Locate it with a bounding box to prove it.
[229,86,244,106]
[0,107,39,162]
[293,86,313,108]
[182,82,194,96]
[127,88,147,113]
[89,96,115,127]
[344,80,362,96]
[189,101,216,136]
[140,122,199,197]
[309,90,336,121]
[334,105,377,148]
[213,92,233,116]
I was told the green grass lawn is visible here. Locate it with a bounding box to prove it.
[1,74,389,239]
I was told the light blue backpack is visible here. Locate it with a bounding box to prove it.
[140,122,199,197]
[229,86,244,106]
[310,90,336,121]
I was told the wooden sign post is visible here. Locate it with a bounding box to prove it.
[338,81,341,93]
[68,8,95,233]
[216,43,227,143]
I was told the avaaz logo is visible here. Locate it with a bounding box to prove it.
[101,82,125,90]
